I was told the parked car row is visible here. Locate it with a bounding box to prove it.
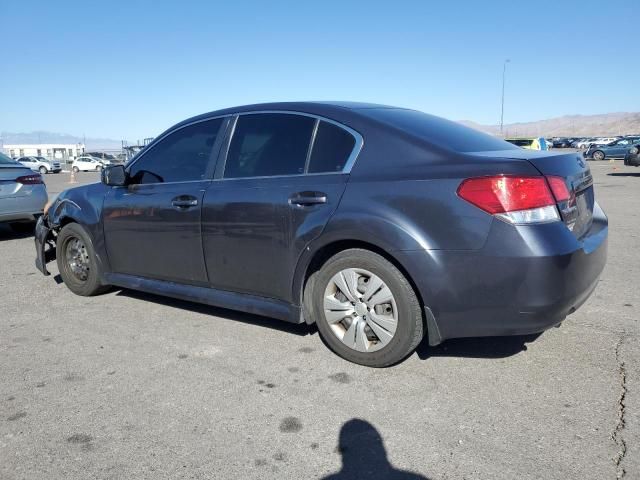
[548,136,638,150]
[584,136,640,160]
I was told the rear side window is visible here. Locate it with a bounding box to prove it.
[224,113,315,178]
[129,118,223,184]
[308,121,356,173]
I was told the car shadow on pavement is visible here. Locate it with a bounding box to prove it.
[114,288,316,337]
[321,419,430,479]
[607,172,640,177]
[415,333,541,360]
[0,225,34,241]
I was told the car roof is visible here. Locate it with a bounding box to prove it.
[172,101,406,130]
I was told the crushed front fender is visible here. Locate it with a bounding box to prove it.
[34,215,56,276]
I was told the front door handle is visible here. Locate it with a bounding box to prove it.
[171,196,199,209]
[288,191,328,207]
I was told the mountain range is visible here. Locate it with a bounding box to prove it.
[0,131,127,150]
[460,112,640,137]
[2,112,640,150]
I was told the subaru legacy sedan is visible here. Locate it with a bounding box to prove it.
[34,102,608,367]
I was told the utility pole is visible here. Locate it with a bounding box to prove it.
[500,59,510,136]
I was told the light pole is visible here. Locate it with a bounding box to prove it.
[500,59,510,136]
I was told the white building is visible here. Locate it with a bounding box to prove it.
[2,143,85,163]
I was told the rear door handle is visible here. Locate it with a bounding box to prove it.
[288,191,328,207]
[171,196,199,209]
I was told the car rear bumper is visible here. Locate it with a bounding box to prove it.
[396,203,608,345]
[0,189,48,223]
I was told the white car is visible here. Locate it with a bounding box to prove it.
[16,156,62,174]
[575,137,618,149]
[72,156,104,172]
[592,137,619,146]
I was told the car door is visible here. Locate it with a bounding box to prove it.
[18,157,36,171]
[102,117,226,285]
[201,112,361,303]
[610,139,629,157]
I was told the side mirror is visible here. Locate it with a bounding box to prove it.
[101,164,127,186]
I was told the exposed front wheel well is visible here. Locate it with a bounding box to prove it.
[301,240,425,323]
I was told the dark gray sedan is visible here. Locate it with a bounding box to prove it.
[34,102,607,366]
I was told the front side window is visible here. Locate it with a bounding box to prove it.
[129,118,223,184]
[308,121,356,173]
[224,113,315,178]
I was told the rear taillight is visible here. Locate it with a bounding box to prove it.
[16,174,44,185]
[457,175,560,224]
[545,175,570,202]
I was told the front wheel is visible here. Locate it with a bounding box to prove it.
[592,150,605,161]
[311,249,424,367]
[72,166,80,173]
[56,223,109,296]
[39,166,48,175]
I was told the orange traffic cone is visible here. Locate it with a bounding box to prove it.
[68,168,77,184]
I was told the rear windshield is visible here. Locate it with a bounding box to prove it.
[0,152,17,164]
[363,108,520,153]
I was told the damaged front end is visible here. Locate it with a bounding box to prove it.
[34,215,58,275]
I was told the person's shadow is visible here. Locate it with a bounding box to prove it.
[322,419,430,479]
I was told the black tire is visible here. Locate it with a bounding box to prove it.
[592,150,605,161]
[72,166,79,173]
[56,223,109,296]
[311,248,423,367]
[39,166,47,174]
[9,221,35,233]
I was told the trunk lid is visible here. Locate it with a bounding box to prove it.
[468,149,594,238]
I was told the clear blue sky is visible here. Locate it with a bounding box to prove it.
[1,0,637,140]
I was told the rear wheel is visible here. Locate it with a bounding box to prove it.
[72,166,80,173]
[311,249,423,367]
[592,150,605,161]
[56,223,109,296]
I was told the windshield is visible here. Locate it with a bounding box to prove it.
[36,157,50,162]
[0,152,17,165]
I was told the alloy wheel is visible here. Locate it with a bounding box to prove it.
[65,237,90,282]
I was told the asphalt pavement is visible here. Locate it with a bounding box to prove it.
[0,160,638,479]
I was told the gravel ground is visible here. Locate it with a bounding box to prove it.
[0,161,637,479]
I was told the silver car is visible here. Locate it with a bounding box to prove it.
[17,156,62,174]
[0,152,48,232]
